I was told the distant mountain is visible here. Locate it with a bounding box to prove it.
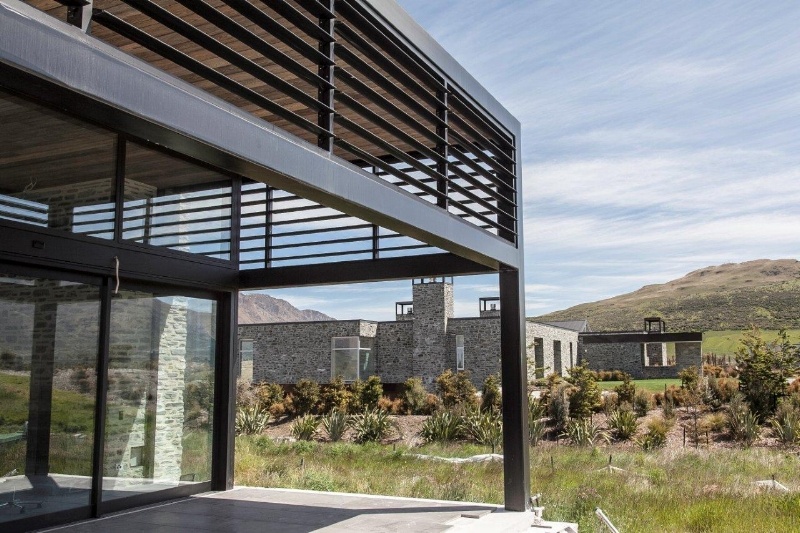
[532,259,800,332]
[238,293,334,324]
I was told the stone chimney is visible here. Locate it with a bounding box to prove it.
[410,278,453,385]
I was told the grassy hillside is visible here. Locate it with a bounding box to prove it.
[532,259,800,332]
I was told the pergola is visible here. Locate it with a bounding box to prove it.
[0,1,529,531]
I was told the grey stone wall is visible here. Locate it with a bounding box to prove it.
[525,322,579,380]
[580,340,703,379]
[243,320,373,384]
[410,281,453,387]
[447,317,502,386]
[374,321,413,383]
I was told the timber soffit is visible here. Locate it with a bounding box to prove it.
[0,0,522,270]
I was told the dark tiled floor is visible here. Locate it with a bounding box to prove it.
[37,487,504,533]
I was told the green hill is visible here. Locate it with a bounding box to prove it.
[532,259,800,332]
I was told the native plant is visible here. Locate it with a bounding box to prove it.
[771,403,800,446]
[608,407,638,441]
[637,417,669,451]
[435,369,478,409]
[403,377,428,414]
[293,379,321,416]
[561,418,608,447]
[351,407,392,443]
[463,408,502,449]
[480,374,502,413]
[566,363,601,419]
[633,390,653,417]
[736,328,799,419]
[528,395,547,445]
[235,405,270,436]
[420,410,463,443]
[291,414,319,441]
[727,393,760,446]
[320,409,349,442]
[613,373,636,405]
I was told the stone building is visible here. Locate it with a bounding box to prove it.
[240,278,580,387]
[579,317,703,379]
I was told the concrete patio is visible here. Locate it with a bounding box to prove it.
[35,487,577,533]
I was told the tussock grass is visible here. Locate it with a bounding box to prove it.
[235,436,800,532]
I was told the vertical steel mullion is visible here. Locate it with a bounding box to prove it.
[91,277,112,517]
[436,83,449,209]
[113,137,126,243]
[230,176,241,264]
[497,143,516,243]
[371,165,380,259]
[265,187,274,268]
[317,0,336,151]
[66,0,93,33]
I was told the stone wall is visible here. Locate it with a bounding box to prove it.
[447,317,502,386]
[525,322,579,380]
[410,281,453,387]
[580,339,703,379]
[242,320,373,384]
[373,321,413,383]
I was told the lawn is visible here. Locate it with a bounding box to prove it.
[597,378,681,393]
[703,329,800,356]
[235,436,800,532]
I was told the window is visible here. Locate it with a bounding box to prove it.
[553,340,562,374]
[239,339,254,381]
[331,337,375,381]
[240,339,254,362]
[455,335,465,370]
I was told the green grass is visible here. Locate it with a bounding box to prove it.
[703,329,800,356]
[598,379,681,392]
[235,437,800,532]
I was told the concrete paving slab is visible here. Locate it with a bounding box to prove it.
[37,486,577,532]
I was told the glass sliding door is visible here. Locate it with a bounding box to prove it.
[102,288,216,502]
[0,271,99,524]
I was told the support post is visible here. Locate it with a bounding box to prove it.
[212,290,238,490]
[499,267,530,511]
[64,0,93,33]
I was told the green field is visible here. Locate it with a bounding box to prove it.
[703,329,800,356]
[235,437,800,532]
[597,379,681,392]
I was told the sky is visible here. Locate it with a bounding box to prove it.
[258,1,800,322]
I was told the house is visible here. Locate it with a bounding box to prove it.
[0,1,530,529]
[240,278,579,388]
[579,317,703,378]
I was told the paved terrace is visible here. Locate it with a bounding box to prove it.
[36,487,577,533]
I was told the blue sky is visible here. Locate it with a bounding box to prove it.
[257,1,800,322]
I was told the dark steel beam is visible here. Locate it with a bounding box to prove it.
[499,267,531,512]
[580,332,703,344]
[238,253,494,289]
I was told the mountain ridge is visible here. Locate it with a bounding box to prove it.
[238,293,334,324]
[532,259,800,332]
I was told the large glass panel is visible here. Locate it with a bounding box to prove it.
[122,142,232,260]
[103,289,216,501]
[0,271,98,524]
[0,89,117,239]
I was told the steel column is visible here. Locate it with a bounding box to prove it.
[211,290,237,491]
[499,267,530,511]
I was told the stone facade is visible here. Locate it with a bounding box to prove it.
[579,336,703,379]
[242,280,580,387]
[526,322,579,380]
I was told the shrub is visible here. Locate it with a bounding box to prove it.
[463,408,503,449]
[608,408,638,441]
[614,373,636,405]
[351,407,392,443]
[528,394,547,445]
[548,383,571,431]
[320,409,349,442]
[420,410,463,443]
[566,363,602,419]
[358,376,384,410]
[736,328,799,419]
[699,412,727,433]
[235,405,270,436]
[254,382,285,410]
[293,379,321,416]
[291,414,319,441]
[678,366,700,394]
[662,385,690,407]
[637,418,669,450]
[425,393,443,414]
[561,418,609,447]
[727,394,760,446]
[269,401,287,420]
[771,402,800,446]
[601,392,619,417]
[661,397,675,419]
[706,376,739,409]
[633,390,653,417]
[480,374,502,413]
[377,396,403,414]
[435,369,478,409]
[321,376,352,413]
[403,377,428,414]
